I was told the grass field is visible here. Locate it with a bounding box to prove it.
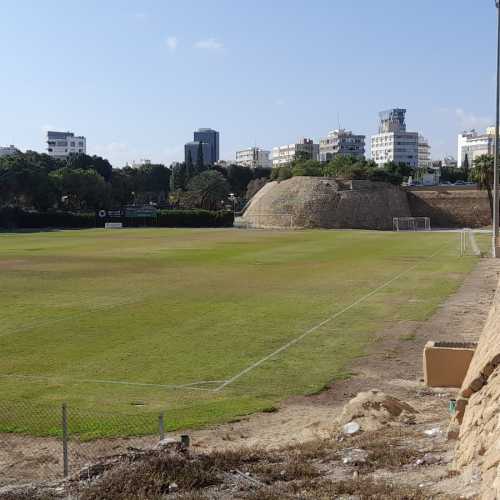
[0,228,483,437]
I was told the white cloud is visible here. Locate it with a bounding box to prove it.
[194,38,224,50]
[454,108,492,130]
[166,36,178,52]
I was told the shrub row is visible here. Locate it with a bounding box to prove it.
[0,207,234,229]
[0,207,96,229]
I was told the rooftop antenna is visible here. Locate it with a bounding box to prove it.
[337,112,341,131]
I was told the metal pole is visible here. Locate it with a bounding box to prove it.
[494,0,500,257]
[62,403,69,478]
[158,412,165,441]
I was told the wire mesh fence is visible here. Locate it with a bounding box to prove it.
[0,400,165,487]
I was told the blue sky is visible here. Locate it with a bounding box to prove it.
[0,0,497,166]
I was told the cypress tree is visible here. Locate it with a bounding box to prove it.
[196,142,204,172]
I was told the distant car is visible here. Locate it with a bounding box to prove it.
[454,181,467,185]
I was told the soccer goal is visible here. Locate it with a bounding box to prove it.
[393,217,431,232]
[460,228,481,257]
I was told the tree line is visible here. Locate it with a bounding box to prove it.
[0,151,271,212]
[271,153,414,186]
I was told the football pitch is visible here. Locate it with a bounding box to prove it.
[0,228,483,436]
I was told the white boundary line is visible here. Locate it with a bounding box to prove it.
[0,374,226,392]
[214,244,450,392]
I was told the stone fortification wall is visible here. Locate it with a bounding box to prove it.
[454,278,500,499]
[241,177,410,230]
[407,188,490,228]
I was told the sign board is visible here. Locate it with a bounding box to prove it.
[125,207,158,218]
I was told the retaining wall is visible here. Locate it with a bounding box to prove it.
[407,188,490,228]
[242,178,491,230]
[454,278,500,499]
[241,177,410,230]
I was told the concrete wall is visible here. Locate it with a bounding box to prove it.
[407,188,491,228]
[454,278,500,499]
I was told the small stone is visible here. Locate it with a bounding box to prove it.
[169,482,179,493]
[423,427,442,437]
[342,448,368,465]
[343,421,360,435]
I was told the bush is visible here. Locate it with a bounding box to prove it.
[157,210,233,228]
[0,208,234,230]
[0,207,96,229]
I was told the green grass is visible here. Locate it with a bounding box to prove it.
[0,228,482,437]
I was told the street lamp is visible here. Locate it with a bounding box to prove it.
[494,0,500,257]
[228,193,236,216]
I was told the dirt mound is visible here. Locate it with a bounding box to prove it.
[338,390,416,432]
[241,176,410,230]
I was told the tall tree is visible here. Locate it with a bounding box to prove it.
[196,142,204,172]
[463,154,470,181]
[187,170,230,210]
[472,154,494,217]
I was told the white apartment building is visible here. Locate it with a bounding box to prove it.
[0,145,20,157]
[235,147,272,169]
[457,128,495,167]
[319,129,365,162]
[271,138,319,167]
[417,135,432,170]
[46,131,86,159]
[371,109,418,168]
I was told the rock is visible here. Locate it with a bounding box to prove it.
[423,427,442,437]
[416,453,441,465]
[343,421,360,435]
[169,482,179,493]
[156,438,178,449]
[341,448,368,465]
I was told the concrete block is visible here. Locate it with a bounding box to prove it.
[423,341,477,388]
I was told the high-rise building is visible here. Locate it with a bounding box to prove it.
[417,135,432,170]
[271,138,319,167]
[184,128,219,166]
[457,128,495,168]
[319,129,365,162]
[235,147,272,168]
[46,131,86,159]
[184,141,212,166]
[0,145,20,157]
[371,109,418,167]
[193,128,219,165]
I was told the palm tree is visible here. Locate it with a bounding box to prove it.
[472,154,494,217]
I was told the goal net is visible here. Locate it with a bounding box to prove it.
[460,229,481,257]
[393,217,431,232]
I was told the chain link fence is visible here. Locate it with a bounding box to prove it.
[0,401,166,487]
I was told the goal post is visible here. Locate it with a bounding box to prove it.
[393,217,431,232]
[460,229,481,257]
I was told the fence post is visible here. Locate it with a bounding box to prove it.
[62,403,69,478]
[158,412,165,441]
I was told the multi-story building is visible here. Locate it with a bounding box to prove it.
[0,145,20,157]
[235,147,272,169]
[417,135,432,170]
[457,128,495,168]
[193,128,219,165]
[184,128,219,166]
[319,129,365,162]
[184,141,212,166]
[371,109,418,167]
[271,138,319,167]
[46,131,86,159]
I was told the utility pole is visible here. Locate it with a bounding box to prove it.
[494,1,500,256]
